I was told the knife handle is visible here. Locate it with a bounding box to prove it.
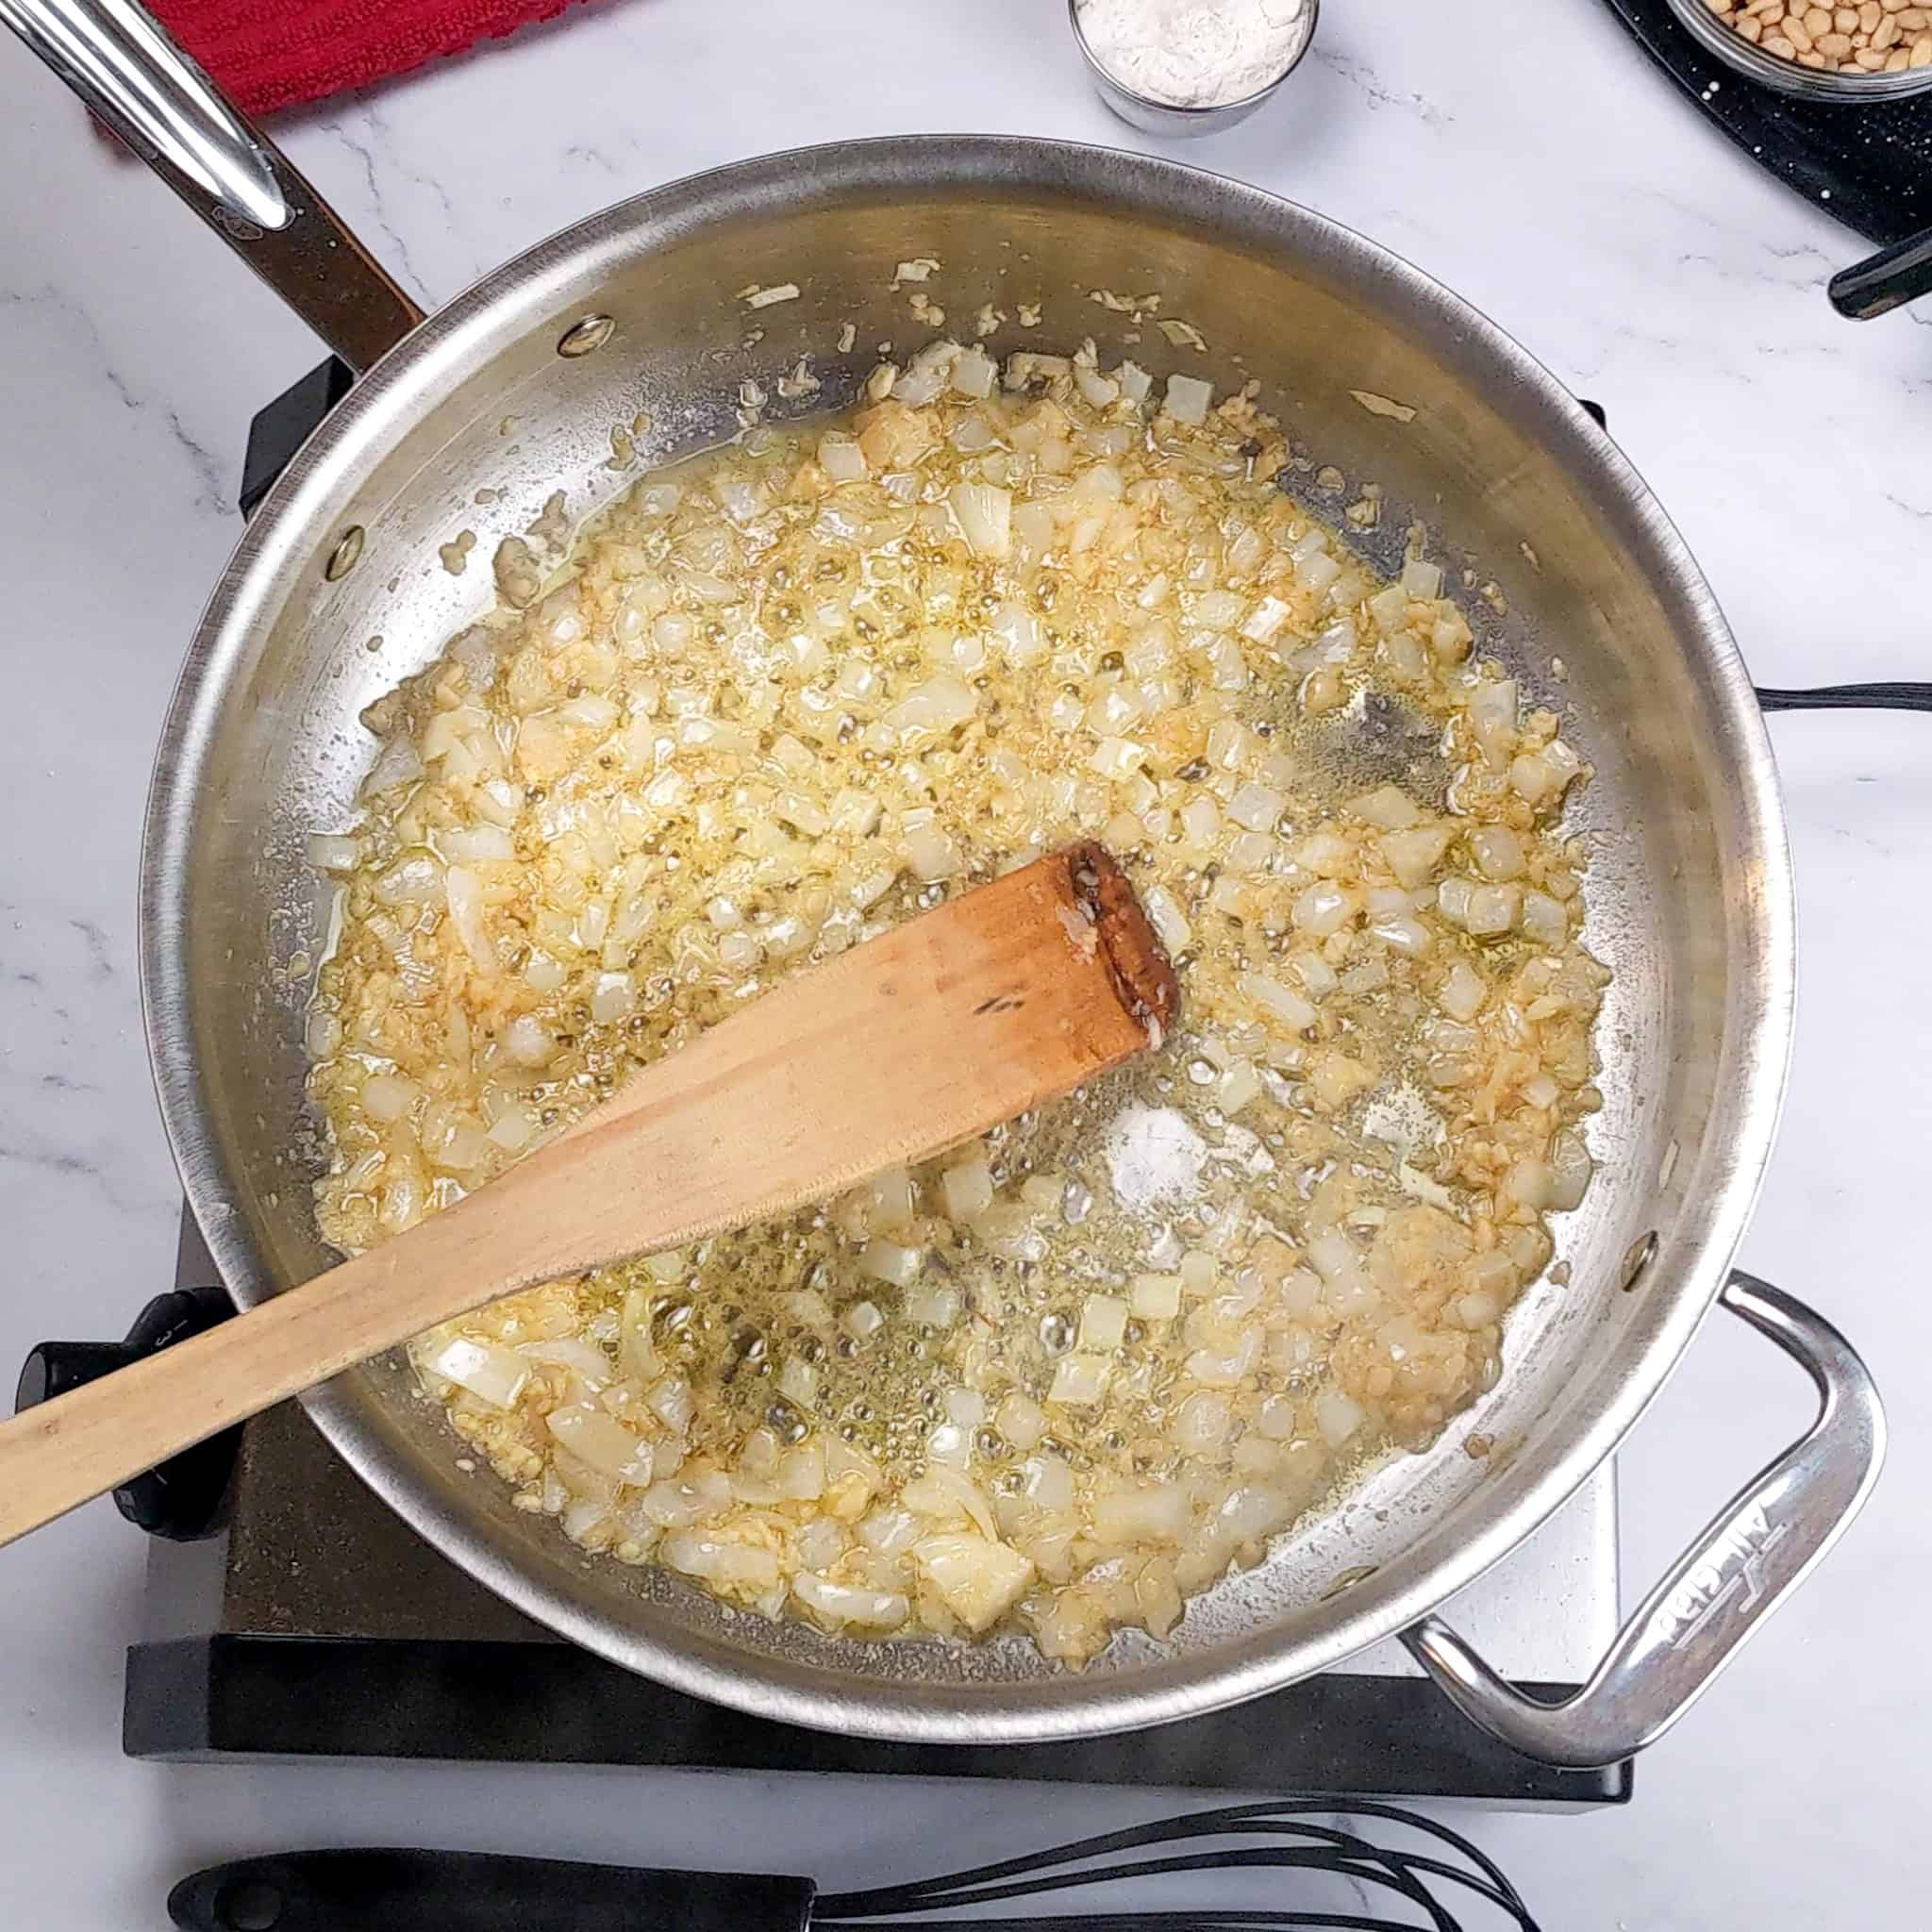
[168,1849,816,1932]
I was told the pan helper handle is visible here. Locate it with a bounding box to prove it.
[1402,1273,1884,1767]
[0,0,422,372]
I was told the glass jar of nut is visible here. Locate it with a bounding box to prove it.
[1669,0,1932,96]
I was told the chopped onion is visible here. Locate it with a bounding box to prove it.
[855,1237,920,1291]
[889,675,978,735]
[842,1300,886,1343]
[362,737,423,798]
[1142,885,1191,953]
[776,1352,815,1414]
[997,1392,1045,1452]
[903,1467,996,1538]
[1315,1389,1366,1447]
[1346,786,1417,832]
[904,822,961,881]
[1089,736,1147,782]
[951,345,997,398]
[1163,374,1213,425]
[314,323,1608,1665]
[1379,825,1455,890]
[1130,1273,1182,1320]
[1240,596,1291,644]
[941,1159,995,1223]
[1047,1354,1112,1406]
[417,1334,528,1408]
[1298,552,1342,593]
[817,432,868,482]
[1522,890,1568,948]
[1470,680,1518,771]
[1227,781,1285,833]
[1437,959,1488,1023]
[373,851,442,908]
[442,824,515,865]
[363,1073,420,1124]
[1175,1391,1233,1456]
[546,1404,654,1484]
[443,866,497,974]
[793,1573,908,1629]
[590,971,636,1024]
[1503,1157,1556,1209]
[949,481,1011,559]
[637,1468,732,1528]
[662,1533,780,1591]
[858,1505,922,1557]
[1368,583,1410,635]
[1549,1129,1593,1210]
[1093,1479,1191,1544]
[1078,1293,1128,1353]
[1291,882,1354,938]
[990,598,1044,666]
[1463,882,1522,938]
[1469,825,1525,882]
[306,832,360,874]
[1241,972,1317,1034]
[503,1014,555,1067]
[646,1374,694,1433]
[912,1533,1035,1633]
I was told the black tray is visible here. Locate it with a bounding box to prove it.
[1604,0,1932,248]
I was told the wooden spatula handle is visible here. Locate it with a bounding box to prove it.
[0,845,1174,1549]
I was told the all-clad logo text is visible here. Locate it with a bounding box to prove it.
[1651,1504,1790,1652]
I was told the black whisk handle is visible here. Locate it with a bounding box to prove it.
[168,1850,815,1932]
[1757,683,1932,714]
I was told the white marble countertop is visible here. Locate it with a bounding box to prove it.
[1,1,1926,1925]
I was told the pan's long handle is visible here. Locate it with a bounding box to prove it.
[0,0,423,372]
[1828,224,1932,320]
[1402,1274,1884,1768]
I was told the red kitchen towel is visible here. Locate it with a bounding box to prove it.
[146,0,605,117]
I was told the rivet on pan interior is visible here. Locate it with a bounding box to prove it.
[1620,1230,1659,1293]
[324,526,365,581]
[558,314,616,358]
[1321,1564,1377,1601]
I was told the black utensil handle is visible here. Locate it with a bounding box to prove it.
[1757,683,1932,714]
[168,1850,816,1932]
[1828,225,1932,320]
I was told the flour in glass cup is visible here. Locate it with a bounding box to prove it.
[1076,0,1311,108]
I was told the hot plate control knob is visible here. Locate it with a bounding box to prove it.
[15,1284,239,1541]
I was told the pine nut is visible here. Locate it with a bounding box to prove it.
[1713,0,1932,71]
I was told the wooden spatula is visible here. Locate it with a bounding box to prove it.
[0,843,1175,1549]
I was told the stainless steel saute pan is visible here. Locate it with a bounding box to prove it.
[3,0,1885,1761]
